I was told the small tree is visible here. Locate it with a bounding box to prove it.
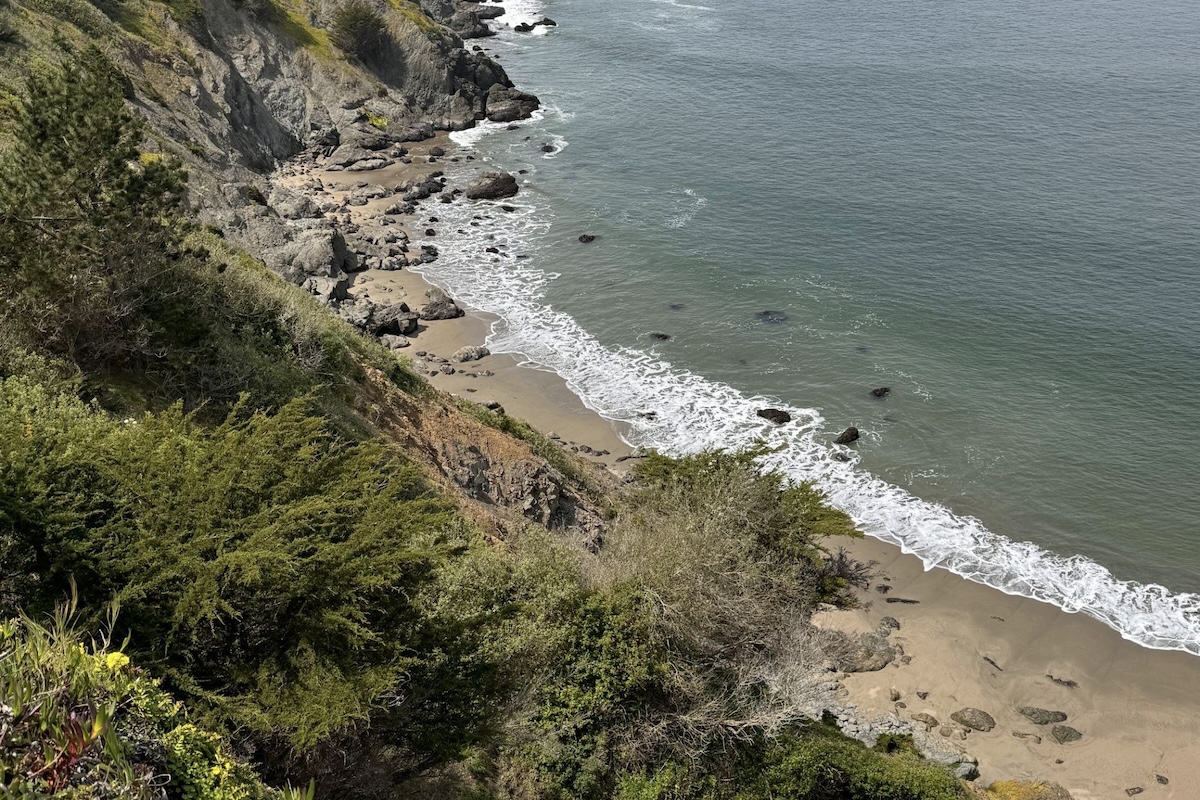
[332,0,390,62]
[0,48,200,372]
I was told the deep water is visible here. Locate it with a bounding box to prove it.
[422,0,1200,650]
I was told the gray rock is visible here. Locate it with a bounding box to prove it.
[380,334,410,349]
[302,274,350,306]
[485,84,540,122]
[372,304,419,336]
[840,632,896,673]
[757,408,792,425]
[451,345,491,363]
[950,708,995,732]
[420,288,465,320]
[954,762,980,781]
[911,713,939,730]
[1018,707,1068,725]
[465,171,519,200]
[1050,725,1082,744]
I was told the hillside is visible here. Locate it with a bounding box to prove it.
[0,3,1073,799]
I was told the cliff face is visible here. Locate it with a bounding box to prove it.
[1,0,517,218]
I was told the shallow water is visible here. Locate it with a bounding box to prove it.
[421,0,1200,651]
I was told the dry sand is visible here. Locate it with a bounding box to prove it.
[278,136,1200,799]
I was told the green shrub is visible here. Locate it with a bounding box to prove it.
[0,377,462,747]
[738,729,966,800]
[332,0,390,60]
[0,606,301,798]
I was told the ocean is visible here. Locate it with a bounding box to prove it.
[418,0,1200,652]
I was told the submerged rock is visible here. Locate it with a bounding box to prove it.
[1019,707,1068,725]
[1050,725,1083,744]
[871,386,891,398]
[756,310,788,323]
[578,234,596,243]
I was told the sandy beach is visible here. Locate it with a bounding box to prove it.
[278,135,1200,800]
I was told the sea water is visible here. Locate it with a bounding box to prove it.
[419,0,1200,652]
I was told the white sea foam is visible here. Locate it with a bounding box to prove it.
[667,188,708,229]
[426,122,1200,658]
[496,0,551,34]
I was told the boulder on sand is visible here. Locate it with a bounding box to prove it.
[1019,707,1068,726]
[420,288,465,320]
[465,171,519,200]
[451,345,490,363]
[950,708,996,732]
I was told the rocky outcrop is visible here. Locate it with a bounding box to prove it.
[485,85,541,122]
[1018,707,1068,725]
[465,171,520,200]
[757,408,792,425]
[834,426,861,445]
[420,288,465,320]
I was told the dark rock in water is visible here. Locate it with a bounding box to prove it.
[756,310,788,323]
[951,708,996,732]
[518,169,529,174]
[637,411,658,420]
[649,332,672,341]
[513,21,534,32]
[669,302,686,310]
[485,246,500,253]
[465,171,519,200]
[578,234,596,243]
[1050,725,1082,744]
[501,204,516,212]
[1019,707,1068,726]
[541,143,556,153]
[540,16,556,25]
[506,123,521,131]
[485,84,540,121]
[831,451,852,462]
[834,426,860,445]
[425,228,437,236]
[871,387,891,398]
[756,408,792,425]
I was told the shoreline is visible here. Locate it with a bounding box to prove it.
[275,91,1200,800]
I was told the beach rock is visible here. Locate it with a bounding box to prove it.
[911,713,938,731]
[756,310,788,323]
[649,332,672,341]
[420,288,465,320]
[578,234,596,243]
[834,426,861,445]
[950,708,995,732]
[1019,707,1068,725]
[1125,789,1143,797]
[485,84,540,122]
[429,146,446,157]
[1050,725,1082,744]
[451,345,491,363]
[878,616,901,632]
[1156,775,1169,785]
[371,305,419,336]
[380,334,410,349]
[871,387,891,398]
[465,171,519,200]
[1047,674,1079,688]
[757,408,792,425]
[839,632,896,673]
[302,274,350,306]
[1012,731,1043,744]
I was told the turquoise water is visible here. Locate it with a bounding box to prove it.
[423,0,1200,650]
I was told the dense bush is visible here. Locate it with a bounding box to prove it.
[0,376,462,748]
[332,0,391,61]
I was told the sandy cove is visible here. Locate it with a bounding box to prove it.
[276,135,1200,799]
